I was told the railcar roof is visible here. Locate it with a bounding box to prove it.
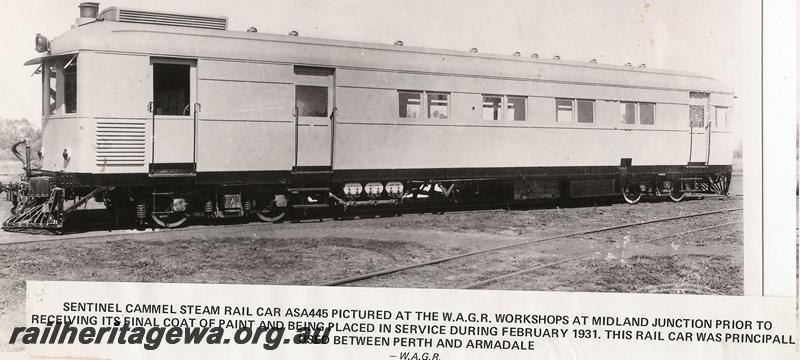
[36,20,732,94]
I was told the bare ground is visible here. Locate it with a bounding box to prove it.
[0,176,744,346]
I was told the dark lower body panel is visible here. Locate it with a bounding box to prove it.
[2,164,732,230]
[49,164,733,189]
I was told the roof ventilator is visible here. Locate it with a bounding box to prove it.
[99,7,228,30]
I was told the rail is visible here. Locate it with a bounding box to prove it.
[320,207,743,286]
[461,220,741,289]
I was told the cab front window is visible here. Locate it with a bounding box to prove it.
[42,55,77,116]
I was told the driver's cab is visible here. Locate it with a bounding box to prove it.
[31,53,84,173]
[41,54,78,118]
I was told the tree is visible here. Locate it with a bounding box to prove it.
[0,119,42,161]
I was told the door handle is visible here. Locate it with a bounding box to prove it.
[292,106,298,118]
[194,103,202,113]
[147,101,154,113]
[330,107,338,121]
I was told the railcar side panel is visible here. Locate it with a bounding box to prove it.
[335,87,395,124]
[529,97,556,124]
[194,61,296,172]
[594,100,619,127]
[708,131,735,165]
[450,93,483,123]
[80,52,151,118]
[41,116,86,172]
[196,121,294,172]
[651,103,688,130]
[198,60,294,84]
[198,80,292,121]
[333,124,698,170]
[71,52,151,174]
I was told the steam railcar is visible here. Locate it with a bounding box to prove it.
[2,4,734,229]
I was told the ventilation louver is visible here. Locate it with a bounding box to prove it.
[99,7,228,30]
[95,120,147,167]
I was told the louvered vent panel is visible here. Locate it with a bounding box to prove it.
[96,120,147,167]
[117,9,227,30]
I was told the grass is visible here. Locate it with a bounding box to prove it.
[577,254,743,295]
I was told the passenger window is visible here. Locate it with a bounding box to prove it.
[153,63,191,116]
[556,99,573,123]
[690,105,705,128]
[576,100,594,123]
[507,96,526,121]
[296,85,329,117]
[482,95,502,120]
[399,91,421,118]
[621,102,636,124]
[714,107,728,128]
[427,93,449,119]
[639,103,655,125]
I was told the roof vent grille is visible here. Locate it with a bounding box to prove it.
[99,7,228,30]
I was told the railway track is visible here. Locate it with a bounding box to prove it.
[0,193,736,243]
[460,220,741,289]
[1,190,739,234]
[320,207,743,287]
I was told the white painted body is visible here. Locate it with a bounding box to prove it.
[33,20,735,176]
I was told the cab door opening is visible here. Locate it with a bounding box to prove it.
[149,58,198,176]
[688,92,710,165]
[293,66,335,172]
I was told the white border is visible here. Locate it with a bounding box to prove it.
[761,0,797,296]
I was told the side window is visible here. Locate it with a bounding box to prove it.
[507,96,526,121]
[690,105,705,128]
[44,62,57,115]
[153,63,191,116]
[576,100,594,123]
[639,103,655,125]
[296,85,328,117]
[556,99,573,123]
[714,107,728,128]
[64,57,77,114]
[482,95,502,120]
[427,93,449,119]
[42,55,78,115]
[398,91,421,118]
[621,102,636,124]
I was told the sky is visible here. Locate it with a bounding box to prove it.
[0,0,759,130]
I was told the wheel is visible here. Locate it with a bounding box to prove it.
[668,181,685,202]
[255,207,286,223]
[150,212,189,228]
[622,184,642,204]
